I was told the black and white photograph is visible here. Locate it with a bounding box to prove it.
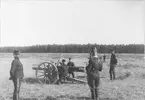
[0,0,144,100]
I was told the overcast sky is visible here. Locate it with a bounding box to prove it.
[0,0,144,46]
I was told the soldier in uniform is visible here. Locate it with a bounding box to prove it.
[103,54,106,62]
[9,50,24,100]
[109,50,118,80]
[57,59,68,84]
[67,58,75,78]
[86,47,102,100]
[61,59,68,83]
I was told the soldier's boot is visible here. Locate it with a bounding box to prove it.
[13,89,17,100]
[91,89,95,99]
[109,71,112,80]
[13,94,16,100]
[95,88,99,100]
[18,93,20,100]
[113,70,116,80]
[16,94,19,100]
[13,94,19,100]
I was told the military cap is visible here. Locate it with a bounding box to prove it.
[62,59,66,62]
[13,50,20,55]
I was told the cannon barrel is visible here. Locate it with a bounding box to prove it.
[68,66,85,72]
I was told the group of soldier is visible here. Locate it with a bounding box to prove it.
[9,48,117,100]
[56,57,75,84]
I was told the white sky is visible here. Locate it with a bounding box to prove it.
[0,0,144,46]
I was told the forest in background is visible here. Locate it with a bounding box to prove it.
[0,44,144,53]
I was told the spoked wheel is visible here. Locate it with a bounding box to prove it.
[36,61,59,84]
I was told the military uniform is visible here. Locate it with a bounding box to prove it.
[86,57,102,100]
[109,53,117,80]
[10,57,24,100]
[67,61,75,78]
[57,60,68,84]
[103,55,106,62]
[61,63,68,83]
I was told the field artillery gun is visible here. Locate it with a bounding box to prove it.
[32,61,86,84]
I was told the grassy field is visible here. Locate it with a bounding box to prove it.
[0,53,144,100]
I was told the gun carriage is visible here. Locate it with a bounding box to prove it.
[32,61,86,84]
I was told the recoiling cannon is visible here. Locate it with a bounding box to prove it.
[32,61,86,84]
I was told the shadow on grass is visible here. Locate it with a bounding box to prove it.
[20,96,57,100]
[45,96,57,100]
[76,97,118,100]
[23,77,83,85]
[20,98,38,100]
[19,96,118,100]
[52,95,118,100]
[116,72,131,80]
[23,77,40,84]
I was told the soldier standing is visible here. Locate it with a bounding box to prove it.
[57,59,68,84]
[67,58,75,78]
[61,59,68,83]
[9,50,24,100]
[86,47,102,100]
[109,50,117,80]
[103,54,106,62]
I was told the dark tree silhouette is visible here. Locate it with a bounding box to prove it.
[0,44,144,53]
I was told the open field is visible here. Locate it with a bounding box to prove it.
[0,53,144,100]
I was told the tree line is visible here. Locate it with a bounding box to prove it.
[0,44,144,53]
